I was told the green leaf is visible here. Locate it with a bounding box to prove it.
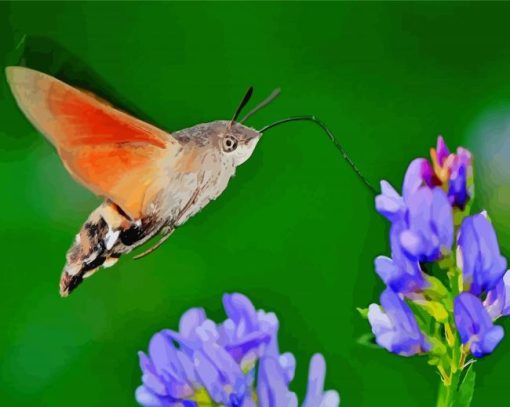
[424,275,450,300]
[407,301,433,330]
[408,297,448,327]
[356,333,380,349]
[427,356,440,366]
[428,337,447,356]
[455,365,476,407]
[417,300,449,323]
[453,208,468,228]
[437,255,455,272]
[357,307,369,319]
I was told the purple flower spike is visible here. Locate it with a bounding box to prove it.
[400,187,453,262]
[375,224,426,294]
[458,213,507,295]
[368,289,430,356]
[484,270,510,320]
[137,315,249,406]
[454,293,504,357]
[136,294,339,407]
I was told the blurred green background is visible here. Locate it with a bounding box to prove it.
[2,2,510,406]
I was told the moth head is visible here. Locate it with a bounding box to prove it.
[218,121,261,166]
[213,86,280,166]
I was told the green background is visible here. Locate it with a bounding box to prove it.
[2,2,510,406]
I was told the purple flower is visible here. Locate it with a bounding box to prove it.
[302,354,341,407]
[379,137,473,214]
[430,136,473,209]
[376,162,454,264]
[454,293,504,358]
[375,181,406,224]
[403,158,439,199]
[457,213,507,296]
[376,159,427,224]
[484,270,510,320]
[447,148,472,209]
[399,186,453,262]
[219,293,278,369]
[428,136,451,187]
[367,288,430,356]
[136,309,249,407]
[136,293,339,407]
[435,135,450,166]
[258,354,339,407]
[375,223,426,294]
[376,159,431,223]
[257,356,298,407]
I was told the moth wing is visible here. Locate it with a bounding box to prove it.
[6,66,179,219]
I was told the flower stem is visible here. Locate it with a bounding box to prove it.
[436,256,470,407]
[436,367,462,407]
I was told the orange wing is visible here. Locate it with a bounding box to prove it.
[6,66,179,219]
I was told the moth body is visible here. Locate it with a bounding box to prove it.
[6,66,261,296]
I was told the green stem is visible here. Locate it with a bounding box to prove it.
[436,368,462,407]
[436,251,467,407]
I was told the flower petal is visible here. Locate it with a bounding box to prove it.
[458,213,507,295]
[302,354,340,407]
[402,158,428,200]
[368,289,430,356]
[257,356,298,407]
[431,187,454,251]
[436,136,450,166]
[376,181,406,223]
[454,293,504,357]
[447,147,472,209]
[179,308,207,340]
[223,293,258,332]
[135,386,178,407]
[278,352,296,383]
[399,187,453,262]
[374,223,426,294]
[485,270,510,319]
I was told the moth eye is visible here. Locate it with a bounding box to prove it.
[223,136,238,152]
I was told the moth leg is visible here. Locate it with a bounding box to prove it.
[132,176,204,261]
[133,226,174,260]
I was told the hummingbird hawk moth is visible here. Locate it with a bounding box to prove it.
[6,66,373,297]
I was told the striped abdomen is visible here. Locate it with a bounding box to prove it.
[60,202,164,297]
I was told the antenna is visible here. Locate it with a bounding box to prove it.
[240,88,281,124]
[229,87,254,128]
[259,116,377,195]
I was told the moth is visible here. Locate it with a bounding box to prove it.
[6,66,371,297]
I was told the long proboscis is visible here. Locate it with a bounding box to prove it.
[259,116,377,195]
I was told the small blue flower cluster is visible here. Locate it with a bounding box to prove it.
[136,293,339,407]
[366,137,509,369]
